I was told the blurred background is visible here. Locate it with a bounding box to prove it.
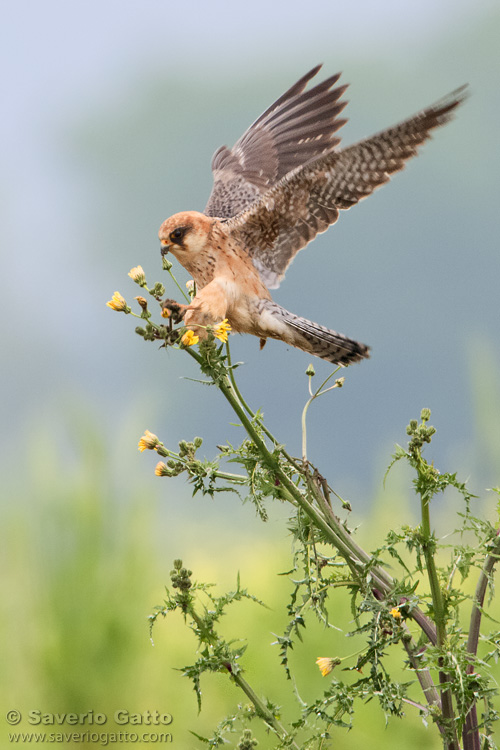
[2,1,500,747]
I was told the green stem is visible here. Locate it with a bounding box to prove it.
[191,598,297,744]
[225,342,255,419]
[420,493,446,630]
[231,671,300,749]
[188,608,218,648]
[213,470,247,484]
[301,369,340,462]
[301,398,310,463]
[420,488,459,750]
[164,270,190,302]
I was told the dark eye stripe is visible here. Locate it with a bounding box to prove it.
[169,226,188,244]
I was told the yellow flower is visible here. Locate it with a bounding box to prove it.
[138,430,159,452]
[213,318,232,343]
[106,291,128,311]
[161,307,171,319]
[128,265,146,285]
[390,607,402,620]
[181,330,200,347]
[316,657,340,677]
[154,461,170,477]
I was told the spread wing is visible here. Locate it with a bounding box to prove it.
[204,65,348,219]
[225,86,467,289]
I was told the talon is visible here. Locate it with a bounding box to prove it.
[259,337,267,350]
[162,298,186,324]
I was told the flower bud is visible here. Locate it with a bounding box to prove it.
[106,291,130,312]
[155,461,173,476]
[316,656,341,676]
[138,430,159,452]
[151,282,165,297]
[128,265,146,285]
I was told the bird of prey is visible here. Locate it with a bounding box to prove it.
[159,65,466,365]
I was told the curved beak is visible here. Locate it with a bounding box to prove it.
[160,242,170,257]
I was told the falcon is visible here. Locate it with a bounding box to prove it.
[159,65,466,365]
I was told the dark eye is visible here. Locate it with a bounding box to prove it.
[170,227,186,244]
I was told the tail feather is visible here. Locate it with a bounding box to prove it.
[260,300,370,366]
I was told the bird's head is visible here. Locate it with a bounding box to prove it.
[158,211,215,272]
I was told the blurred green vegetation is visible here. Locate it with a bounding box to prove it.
[2,346,499,749]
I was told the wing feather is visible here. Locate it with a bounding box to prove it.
[226,86,467,288]
[204,66,348,219]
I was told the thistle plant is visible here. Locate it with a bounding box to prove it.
[108,266,500,750]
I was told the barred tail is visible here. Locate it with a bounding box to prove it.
[261,300,370,366]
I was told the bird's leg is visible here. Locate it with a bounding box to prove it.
[162,298,189,324]
[182,280,229,338]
